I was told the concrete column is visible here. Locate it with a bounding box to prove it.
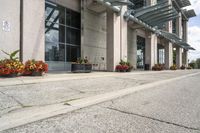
[120,6,128,61]
[106,6,128,71]
[145,33,158,69]
[165,42,173,69]
[176,12,182,38]
[182,49,188,67]
[176,47,183,68]
[127,28,137,69]
[182,20,188,42]
[185,50,188,67]
[23,0,45,61]
[107,10,120,71]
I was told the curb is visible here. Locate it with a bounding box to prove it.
[0,71,200,131]
[0,70,192,87]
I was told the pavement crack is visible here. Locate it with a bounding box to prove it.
[69,87,85,94]
[105,107,200,131]
[0,90,24,107]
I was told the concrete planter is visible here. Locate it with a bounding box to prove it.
[71,64,92,73]
[0,73,18,78]
[31,72,44,76]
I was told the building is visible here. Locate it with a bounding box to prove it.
[0,0,196,71]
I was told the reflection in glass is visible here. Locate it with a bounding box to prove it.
[66,28,80,45]
[158,49,165,64]
[71,46,80,62]
[45,22,65,43]
[45,2,65,24]
[45,42,65,61]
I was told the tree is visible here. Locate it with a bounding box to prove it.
[196,58,200,69]
[189,60,197,69]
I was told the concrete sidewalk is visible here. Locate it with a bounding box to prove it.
[0,70,200,131]
[0,70,197,87]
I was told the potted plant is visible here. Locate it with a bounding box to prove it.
[116,64,129,72]
[116,60,133,72]
[71,57,92,73]
[0,50,24,77]
[170,64,177,70]
[186,66,192,70]
[23,60,48,76]
[180,65,186,70]
[152,64,165,71]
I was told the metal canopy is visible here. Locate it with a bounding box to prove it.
[104,0,134,6]
[132,1,178,27]
[95,0,195,50]
[172,0,191,8]
[159,30,195,50]
[183,9,196,19]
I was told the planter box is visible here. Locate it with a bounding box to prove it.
[71,64,92,73]
[0,73,18,78]
[31,72,44,76]
[23,72,44,76]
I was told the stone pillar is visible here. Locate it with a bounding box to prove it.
[107,10,121,71]
[127,28,137,69]
[176,47,183,68]
[182,20,188,42]
[163,0,173,69]
[182,49,188,67]
[23,0,45,61]
[106,6,128,71]
[176,12,182,38]
[165,42,173,69]
[145,33,158,69]
[120,6,128,61]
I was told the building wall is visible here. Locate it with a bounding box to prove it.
[127,27,137,69]
[49,0,80,12]
[22,0,45,62]
[82,2,107,71]
[0,0,20,59]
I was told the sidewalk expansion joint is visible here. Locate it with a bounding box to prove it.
[0,91,24,107]
[105,107,200,132]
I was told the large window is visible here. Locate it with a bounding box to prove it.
[45,1,81,69]
[172,19,176,34]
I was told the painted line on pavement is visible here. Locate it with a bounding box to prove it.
[0,71,200,131]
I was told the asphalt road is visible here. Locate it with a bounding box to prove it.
[2,72,200,133]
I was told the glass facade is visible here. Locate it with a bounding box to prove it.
[45,1,81,70]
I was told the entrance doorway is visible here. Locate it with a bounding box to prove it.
[137,36,145,69]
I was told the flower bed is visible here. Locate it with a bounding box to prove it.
[152,64,165,71]
[23,60,48,76]
[116,60,133,72]
[71,57,92,73]
[0,59,24,77]
[170,65,177,70]
[180,65,186,70]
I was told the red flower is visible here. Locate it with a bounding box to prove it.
[116,65,129,71]
[23,60,48,75]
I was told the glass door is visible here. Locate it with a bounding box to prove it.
[137,36,145,69]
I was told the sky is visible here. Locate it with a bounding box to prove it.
[186,0,200,61]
